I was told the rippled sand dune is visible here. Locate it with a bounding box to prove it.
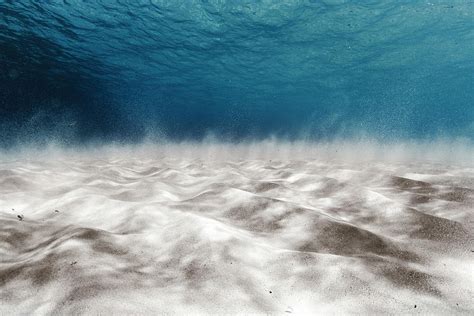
[1,145,473,314]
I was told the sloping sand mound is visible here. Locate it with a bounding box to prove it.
[0,148,473,314]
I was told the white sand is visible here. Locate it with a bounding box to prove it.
[0,142,473,314]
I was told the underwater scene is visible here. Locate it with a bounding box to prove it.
[0,1,473,314]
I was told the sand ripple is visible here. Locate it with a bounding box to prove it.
[0,155,473,314]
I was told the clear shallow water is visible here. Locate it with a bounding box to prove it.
[0,1,473,145]
[1,3,474,313]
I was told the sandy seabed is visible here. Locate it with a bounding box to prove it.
[0,143,473,315]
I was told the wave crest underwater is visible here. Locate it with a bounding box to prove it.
[0,0,473,146]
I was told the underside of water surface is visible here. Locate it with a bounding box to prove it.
[0,0,473,147]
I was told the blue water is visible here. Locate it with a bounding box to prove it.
[1,1,473,146]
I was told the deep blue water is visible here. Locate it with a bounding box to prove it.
[1,0,473,147]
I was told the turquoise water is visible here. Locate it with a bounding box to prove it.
[0,1,473,145]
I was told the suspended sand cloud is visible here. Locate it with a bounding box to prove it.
[3,138,473,166]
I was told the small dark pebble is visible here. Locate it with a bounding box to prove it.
[71,261,77,266]
[414,305,417,308]
[269,290,272,294]
[55,210,60,213]
[17,215,23,221]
